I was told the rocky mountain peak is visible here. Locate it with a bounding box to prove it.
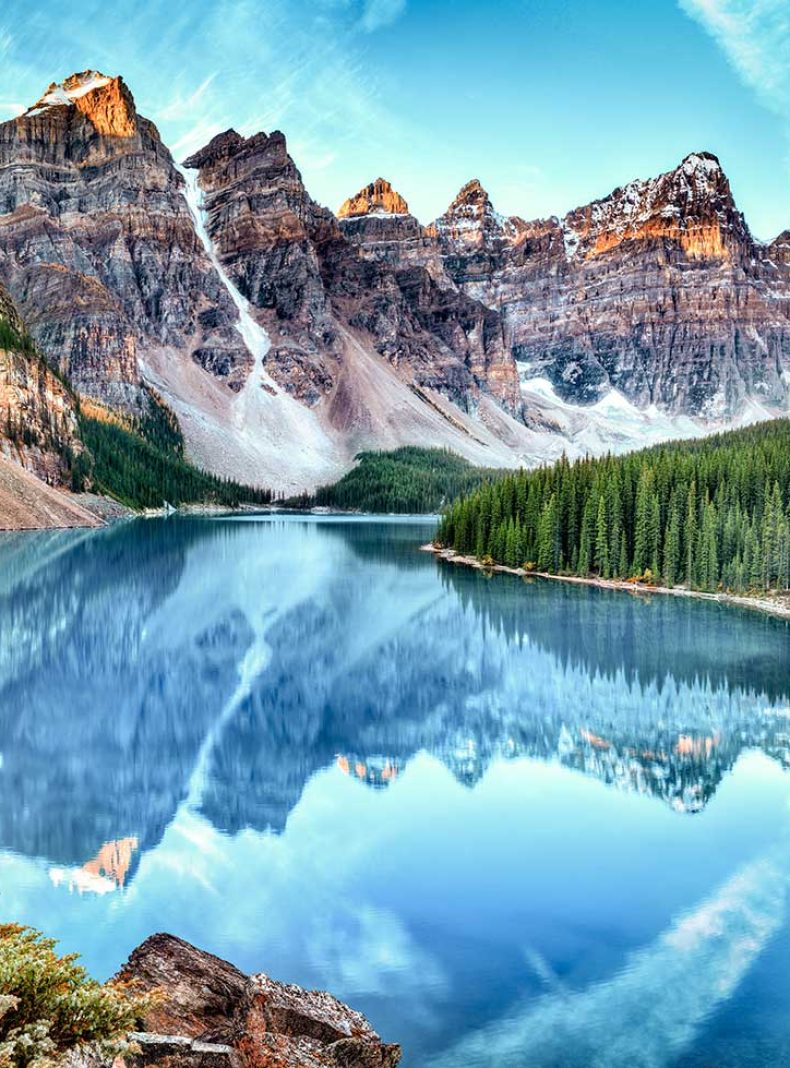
[451,178,490,208]
[679,150,723,180]
[561,149,747,263]
[337,177,410,218]
[431,178,524,249]
[183,128,245,170]
[184,128,293,181]
[24,71,139,137]
[27,71,112,113]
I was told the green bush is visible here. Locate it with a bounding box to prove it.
[0,926,149,1068]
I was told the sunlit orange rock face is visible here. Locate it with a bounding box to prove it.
[72,76,138,139]
[0,281,78,483]
[577,216,729,262]
[25,72,139,140]
[338,178,409,219]
[0,73,247,408]
[435,152,790,416]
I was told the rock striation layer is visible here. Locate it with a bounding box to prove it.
[107,933,401,1068]
[0,280,79,483]
[0,73,247,408]
[433,154,790,415]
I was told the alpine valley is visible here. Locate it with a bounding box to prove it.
[1,70,789,511]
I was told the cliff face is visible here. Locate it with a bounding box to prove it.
[0,73,247,408]
[0,280,79,483]
[184,138,522,417]
[434,154,790,415]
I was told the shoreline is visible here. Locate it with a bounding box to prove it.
[424,544,790,622]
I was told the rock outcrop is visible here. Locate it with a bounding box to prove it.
[0,73,247,408]
[185,132,522,417]
[0,280,79,483]
[434,154,790,415]
[110,934,400,1068]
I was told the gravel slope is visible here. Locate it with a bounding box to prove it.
[0,455,102,530]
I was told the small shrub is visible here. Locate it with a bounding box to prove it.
[0,926,150,1068]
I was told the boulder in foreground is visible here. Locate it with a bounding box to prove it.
[108,934,401,1068]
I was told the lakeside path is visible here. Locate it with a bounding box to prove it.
[423,545,790,623]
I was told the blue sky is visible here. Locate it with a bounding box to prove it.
[1,0,789,238]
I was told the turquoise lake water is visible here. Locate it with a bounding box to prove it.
[1,515,790,1066]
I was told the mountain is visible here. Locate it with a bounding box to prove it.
[178,132,526,486]
[0,72,788,495]
[435,154,790,417]
[0,76,539,493]
[0,73,246,413]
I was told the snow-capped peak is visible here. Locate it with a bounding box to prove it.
[433,178,523,246]
[25,71,113,116]
[680,151,722,178]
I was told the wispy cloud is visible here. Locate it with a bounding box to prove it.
[0,0,410,194]
[429,851,787,1068]
[679,0,790,114]
[157,73,217,123]
[360,0,407,32]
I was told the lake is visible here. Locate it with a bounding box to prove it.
[1,515,790,1067]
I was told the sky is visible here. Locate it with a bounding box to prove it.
[0,0,789,238]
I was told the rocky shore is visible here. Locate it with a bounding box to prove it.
[426,545,790,622]
[67,934,400,1068]
[0,454,103,531]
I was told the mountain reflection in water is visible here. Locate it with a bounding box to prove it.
[1,516,789,1068]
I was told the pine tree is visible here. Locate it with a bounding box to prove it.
[595,494,610,578]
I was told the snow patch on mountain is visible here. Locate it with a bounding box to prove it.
[520,374,705,455]
[26,72,112,116]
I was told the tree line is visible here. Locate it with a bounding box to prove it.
[79,414,272,509]
[294,446,500,514]
[437,421,790,593]
[2,312,273,509]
